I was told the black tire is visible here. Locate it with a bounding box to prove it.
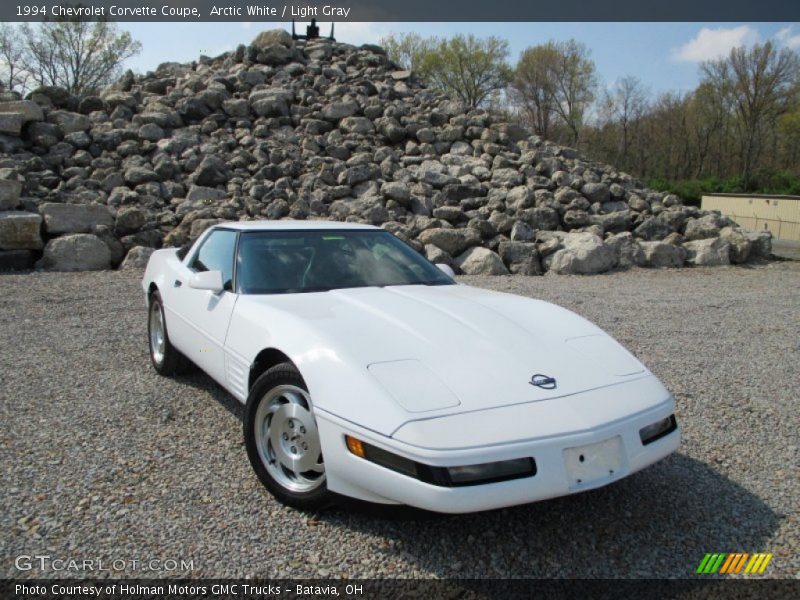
[147,290,183,376]
[244,363,331,511]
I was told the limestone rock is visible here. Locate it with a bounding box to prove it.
[640,241,686,268]
[41,202,113,235]
[549,233,616,275]
[418,227,481,256]
[120,246,155,270]
[683,237,731,266]
[454,246,509,275]
[37,233,111,271]
[0,211,43,250]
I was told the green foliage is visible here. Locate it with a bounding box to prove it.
[511,40,596,146]
[649,171,800,205]
[382,32,511,109]
[380,32,435,72]
[1,21,141,95]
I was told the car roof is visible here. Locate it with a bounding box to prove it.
[213,220,382,232]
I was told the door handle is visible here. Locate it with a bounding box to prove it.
[174,279,183,288]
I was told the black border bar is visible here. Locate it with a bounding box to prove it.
[1,1,799,22]
[2,579,800,600]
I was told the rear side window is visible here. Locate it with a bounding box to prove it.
[190,229,237,290]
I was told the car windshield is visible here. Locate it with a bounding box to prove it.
[236,230,455,294]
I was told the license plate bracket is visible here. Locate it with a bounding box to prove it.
[564,436,624,489]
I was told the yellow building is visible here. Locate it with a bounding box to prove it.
[701,194,800,242]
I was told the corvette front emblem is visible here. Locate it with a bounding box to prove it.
[530,374,557,389]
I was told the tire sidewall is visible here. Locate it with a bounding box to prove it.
[147,290,180,376]
[244,364,330,510]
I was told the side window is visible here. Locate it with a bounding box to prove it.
[190,230,237,291]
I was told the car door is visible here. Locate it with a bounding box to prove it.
[170,228,239,385]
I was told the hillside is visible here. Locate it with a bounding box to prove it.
[0,30,772,273]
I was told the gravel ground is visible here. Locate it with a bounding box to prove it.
[1,263,798,579]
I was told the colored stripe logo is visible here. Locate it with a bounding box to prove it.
[696,552,773,574]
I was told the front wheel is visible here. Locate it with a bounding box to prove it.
[244,363,331,511]
[148,290,182,376]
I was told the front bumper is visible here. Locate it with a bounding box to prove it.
[316,399,679,513]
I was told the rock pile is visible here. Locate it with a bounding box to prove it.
[0,30,772,274]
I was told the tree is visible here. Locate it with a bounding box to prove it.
[12,20,141,95]
[510,40,596,147]
[547,40,597,147]
[701,42,800,183]
[509,44,559,138]
[0,23,29,92]
[601,76,648,164]
[384,33,511,109]
[380,32,435,72]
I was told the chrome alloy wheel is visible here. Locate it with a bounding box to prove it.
[254,385,325,493]
[149,300,166,365]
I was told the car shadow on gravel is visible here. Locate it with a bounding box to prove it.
[174,369,244,420]
[320,453,780,578]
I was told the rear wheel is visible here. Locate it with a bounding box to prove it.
[244,363,330,510]
[148,291,182,376]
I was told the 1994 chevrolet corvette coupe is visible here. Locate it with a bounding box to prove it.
[142,221,680,513]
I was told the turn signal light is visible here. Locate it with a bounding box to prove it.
[345,435,366,457]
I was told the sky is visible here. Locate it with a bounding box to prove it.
[122,22,800,97]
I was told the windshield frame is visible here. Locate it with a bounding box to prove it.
[234,228,456,295]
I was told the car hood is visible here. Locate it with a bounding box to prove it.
[239,283,651,427]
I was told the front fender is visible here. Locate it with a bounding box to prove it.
[226,297,409,436]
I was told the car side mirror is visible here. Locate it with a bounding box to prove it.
[436,263,456,278]
[189,270,224,293]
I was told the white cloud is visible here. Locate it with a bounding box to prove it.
[673,26,759,62]
[777,26,800,49]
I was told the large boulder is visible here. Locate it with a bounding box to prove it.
[634,216,673,241]
[519,207,560,231]
[115,206,147,235]
[37,234,111,271]
[0,100,44,123]
[0,179,22,211]
[744,230,772,259]
[498,241,542,275]
[47,110,91,134]
[417,227,481,256]
[718,227,751,264]
[119,246,155,270]
[0,113,23,135]
[604,232,645,268]
[0,211,43,250]
[40,203,113,235]
[192,156,229,186]
[321,102,359,122]
[581,182,610,204]
[683,238,731,266]
[591,210,633,234]
[548,233,616,275]
[340,117,375,135]
[423,243,453,266]
[380,182,411,206]
[454,247,509,275]
[640,241,686,268]
[684,214,729,241]
[251,29,294,49]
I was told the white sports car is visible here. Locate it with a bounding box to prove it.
[142,221,679,513]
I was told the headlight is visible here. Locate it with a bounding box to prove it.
[345,435,536,487]
[639,415,678,445]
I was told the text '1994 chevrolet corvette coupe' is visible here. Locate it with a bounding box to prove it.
[142,221,679,513]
